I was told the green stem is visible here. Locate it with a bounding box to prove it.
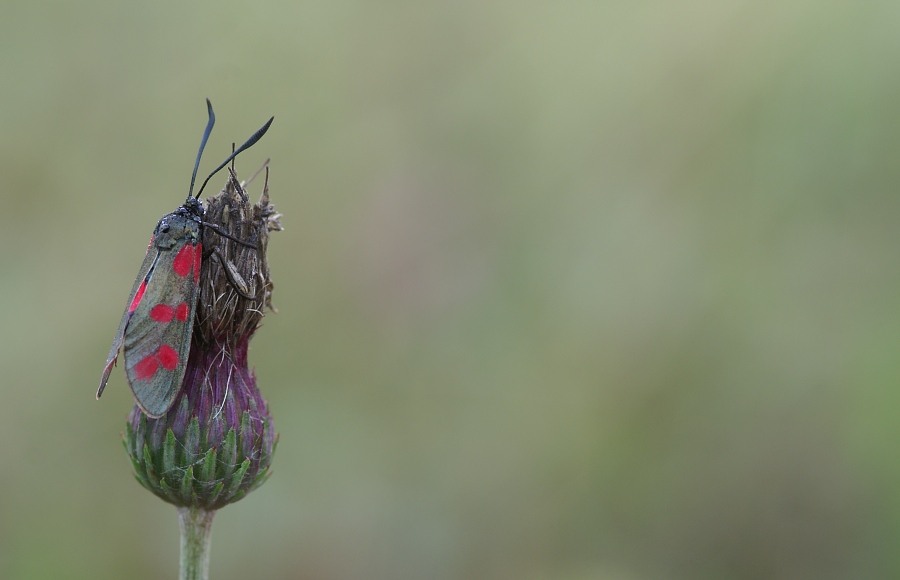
[178,507,216,580]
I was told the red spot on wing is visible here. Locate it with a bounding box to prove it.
[175,302,189,321]
[129,281,147,312]
[157,345,179,370]
[173,245,194,277]
[194,244,202,284]
[133,345,180,380]
[150,304,175,323]
[134,355,159,380]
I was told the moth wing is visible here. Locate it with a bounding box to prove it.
[123,241,201,417]
[97,239,159,399]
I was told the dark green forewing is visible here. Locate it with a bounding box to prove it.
[122,214,201,417]
[99,212,202,418]
[97,237,159,400]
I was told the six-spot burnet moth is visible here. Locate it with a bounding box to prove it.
[97,100,274,418]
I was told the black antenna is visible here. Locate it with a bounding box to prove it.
[188,99,216,198]
[193,115,274,199]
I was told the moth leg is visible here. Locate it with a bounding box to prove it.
[211,247,256,300]
[202,222,257,249]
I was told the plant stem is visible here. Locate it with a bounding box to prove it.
[178,507,216,580]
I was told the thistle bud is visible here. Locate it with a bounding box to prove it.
[124,166,281,509]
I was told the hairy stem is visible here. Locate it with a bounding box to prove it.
[178,507,216,580]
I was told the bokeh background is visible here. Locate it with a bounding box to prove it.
[1,1,898,578]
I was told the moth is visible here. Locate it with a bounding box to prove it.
[97,100,273,417]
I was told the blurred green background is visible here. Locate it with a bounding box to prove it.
[1,1,898,578]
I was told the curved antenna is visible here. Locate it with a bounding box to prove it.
[188,99,216,198]
[194,116,274,200]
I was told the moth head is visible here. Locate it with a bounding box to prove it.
[181,196,204,218]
